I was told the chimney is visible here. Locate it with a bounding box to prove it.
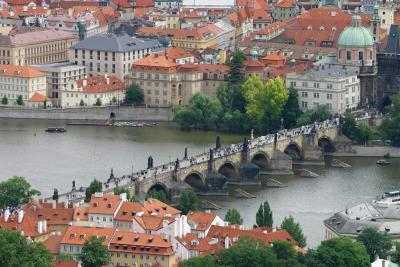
[82,79,87,87]
[106,77,110,85]
[224,236,230,249]
[42,220,47,232]
[272,228,277,232]
[4,209,10,222]
[37,221,43,234]
[64,201,68,209]
[52,199,56,209]
[104,73,108,79]
[17,210,24,224]
[119,193,127,202]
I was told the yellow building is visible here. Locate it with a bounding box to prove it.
[109,231,176,267]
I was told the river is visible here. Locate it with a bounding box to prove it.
[1,118,399,247]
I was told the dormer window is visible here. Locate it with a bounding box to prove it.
[107,203,112,208]
[93,203,98,207]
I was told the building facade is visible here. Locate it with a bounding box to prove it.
[285,64,361,114]
[69,34,163,80]
[0,29,77,66]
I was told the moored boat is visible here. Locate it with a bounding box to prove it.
[376,159,391,165]
[373,190,400,207]
[45,127,66,133]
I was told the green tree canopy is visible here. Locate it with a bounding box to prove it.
[114,186,134,201]
[84,179,102,202]
[176,190,199,215]
[1,95,8,105]
[380,95,400,146]
[16,95,23,106]
[79,99,85,106]
[173,93,223,130]
[146,189,168,204]
[272,240,296,260]
[356,228,392,262]
[95,98,102,106]
[0,176,40,209]
[79,236,110,267]
[281,216,307,248]
[227,50,246,85]
[342,112,358,139]
[243,76,288,132]
[296,105,332,126]
[125,84,144,105]
[356,122,373,145]
[256,200,273,227]
[224,208,243,225]
[307,237,370,267]
[0,229,53,267]
[282,85,301,128]
[56,253,75,261]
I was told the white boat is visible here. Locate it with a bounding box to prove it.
[373,190,400,207]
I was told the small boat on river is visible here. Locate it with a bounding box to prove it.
[373,190,400,207]
[45,127,66,133]
[376,159,391,165]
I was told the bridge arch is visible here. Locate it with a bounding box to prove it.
[184,171,207,191]
[318,136,335,153]
[217,161,240,181]
[147,182,169,199]
[284,142,303,161]
[251,151,270,169]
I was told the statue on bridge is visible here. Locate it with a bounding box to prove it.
[52,188,59,202]
[184,147,188,159]
[216,136,221,149]
[147,156,154,169]
[72,180,76,191]
[110,168,115,180]
[174,158,180,171]
[209,149,214,160]
[242,137,249,152]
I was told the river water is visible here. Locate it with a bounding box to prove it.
[1,118,399,247]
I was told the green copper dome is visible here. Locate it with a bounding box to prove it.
[338,15,374,47]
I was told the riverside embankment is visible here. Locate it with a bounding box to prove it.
[0,106,173,121]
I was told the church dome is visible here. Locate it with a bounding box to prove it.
[338,15,374,47]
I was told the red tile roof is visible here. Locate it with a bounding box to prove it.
[134,0,154,7]
[187,211,217,232]
[114,202,144,222]
[43,234,63,254]
[52,260,79,267]
[29,92,50,103]
[0,64,46,78]
[60,226,117,246]
[24,201,74,226]
[0,209,50,238]
[88,193,123,215]
[274,0,295,8]
[73,206,89,222]
[109,231,174,256]
[143,199,181,218]
[176,233,221,255]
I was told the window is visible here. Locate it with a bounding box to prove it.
[313,82,319,88]
[290,81,296,87]
[313,92,319,98]
[301,82,308,87]
[359,51,363,61]
[327,84,332,89]
[112,64,115,73]
[346,51,351,60]
[327,93,332,99]
[301,101,307,108]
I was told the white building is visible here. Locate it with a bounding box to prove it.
[31,62,86,107]
[285,64,360,114]
[0,64,47,106]
[86,192,126,228]
[62,74,126,107]
[69,34,163,80]
[182,0,234,8]
[214,20,236,51]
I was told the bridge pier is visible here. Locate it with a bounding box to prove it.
[262,150,293,175]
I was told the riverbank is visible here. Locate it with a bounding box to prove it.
[330,145,400,157]
[0,106,173,121]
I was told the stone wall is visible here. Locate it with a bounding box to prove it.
[0,106,173,121]
[331,145,400,157]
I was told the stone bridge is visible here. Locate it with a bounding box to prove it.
[128,121,341,200]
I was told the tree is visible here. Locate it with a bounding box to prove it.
[0,229,53,267]
[79,99,85,106]
[79,236,110,267]
[243,76,288,133]
[16,95,23,106]
[146,189,168,204]
[1,96,8,105]
[173,93,223,130]
[282,85,301,128]
[176,190,199,214]
[296,105,332,126]
[306,237,370,267]
[43,99,47,109]
[228,50,246,85]
[280,216,307,248]
[95,98,102,106]
[125,84,144,105]
[342,112,358,140]
[272,240,296,260]
[380,94,400,146]
[56,253,74,261]
[179,255,220,267]
[255,200,273,227]
[114,186,134,201]
[0,176,40,209]
[356,122,373,145]
[112,96,117,104]
[391,242,400,264]
[356,228,392,262]
[84,179,102,202]
[224,208,243,225]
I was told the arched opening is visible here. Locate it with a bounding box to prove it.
[184,172,207,191]
[147,183,169,201]
[284,143,303,161]
[318,137,335,153]
[218,162,239,181]
[251,152,270,169]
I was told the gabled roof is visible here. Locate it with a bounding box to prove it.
[88,193,123,215]
[114,202,144,222]
[187,211,217,231]
[23,201,74,226]
[60,226,117,245]
[43,234,63,254]
[176,232,221,254]
[73,75,126,94]
[143,198,181,217]
[274,0,295,8]
[0,64,46,78]
[133,215,167,231]
[28,92,49,103]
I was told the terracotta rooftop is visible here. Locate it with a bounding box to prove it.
[73,206,89,222]
[274,0,295,8]
[109,231,174,256]
[0,29,75,46]
[187,211,217,232]
[43,234,63,254]
[52,260,79,267]
[23,201,74,226]
[88,193,123,215]
[0,64,46,78]
[115,202,145,222]
[143,198,181,217]
[60,226,117,246]
[176,233,221,255]
[73,75,126,94]
[29,92,50,103]
[133,215,169,231]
